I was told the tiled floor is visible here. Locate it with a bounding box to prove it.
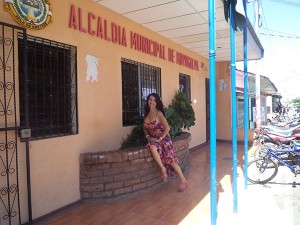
[33,142,300,225]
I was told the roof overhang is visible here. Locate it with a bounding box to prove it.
[94,0,264,62]
[236,70,279,96]
[249,75,279,97]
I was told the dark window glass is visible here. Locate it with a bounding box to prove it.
[121,58,161,126]
[18,35,78,140]
[179,73,191,101]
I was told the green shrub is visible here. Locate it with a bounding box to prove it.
[165,91,196,138]
[120,115,148,149]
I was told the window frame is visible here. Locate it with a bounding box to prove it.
[179,73,191,101]
[18,34,78,140]
[121,58,161,126]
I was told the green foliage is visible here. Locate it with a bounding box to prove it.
[166,91,196,138]
[120,115,148,149]
[291,98,300,104]
[165,107,182,138]
[120,91,196,149]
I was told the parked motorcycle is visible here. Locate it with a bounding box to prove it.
[267,115,300,129]
[261,122,300,139]
[252,124,300,159]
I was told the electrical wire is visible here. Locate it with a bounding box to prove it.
[259,32,300,39]
[255,0,275,71]
[270,0,300,8]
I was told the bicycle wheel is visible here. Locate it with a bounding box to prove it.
[247,158,278,184]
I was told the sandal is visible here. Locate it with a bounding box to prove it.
[178,180,187,192]
[161,169,168,182]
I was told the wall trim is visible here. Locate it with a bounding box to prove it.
[24,200,82,225]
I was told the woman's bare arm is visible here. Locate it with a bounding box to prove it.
[157,111,170,140]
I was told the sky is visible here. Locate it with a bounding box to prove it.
[236,0,300,101]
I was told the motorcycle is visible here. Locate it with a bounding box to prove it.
[252,124,300,159]
[261,122,300,139]
[266,116,300,129]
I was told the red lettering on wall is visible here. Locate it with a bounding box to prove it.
[141,37,148,54]
[194,60,199,71]
[111,23,118,43]
[121,28,127,47]
[97,17,103,38]
[117,25,121,45]
[104,20,111,41]
[159,45,166,60]
[69,5,77,29]
[152,42,159,57]
[88,12,96,36]
[78,7,87,33]
[96,17,126,46]
[130,31,137,49]
[168,48,175,63]
[68,5,198,70]
[176,52,199,71]
[130,31,166,59]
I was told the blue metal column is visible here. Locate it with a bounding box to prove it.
[243,0,249,189]
[208,0,217,224]
[229,0,238,213]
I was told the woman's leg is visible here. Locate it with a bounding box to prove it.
[149,145,166,171]
[170,162,186,182]
[149,145,168,182]
[171,162,187,192]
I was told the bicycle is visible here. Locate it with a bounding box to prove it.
[247,142,300,184]
[252,127,294,159]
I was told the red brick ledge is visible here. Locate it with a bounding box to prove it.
[79,132,191,202]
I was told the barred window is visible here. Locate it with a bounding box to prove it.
[179,73,191,101]
[121,58,161,126]
[18,35,78,140]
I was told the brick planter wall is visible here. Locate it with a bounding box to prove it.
[79,132,191,202]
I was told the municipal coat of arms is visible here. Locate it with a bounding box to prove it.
[5,0,52,30]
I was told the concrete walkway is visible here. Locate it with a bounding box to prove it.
[208,161,300,225]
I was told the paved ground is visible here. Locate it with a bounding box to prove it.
[38,142,300,225]
[211,161,300,225]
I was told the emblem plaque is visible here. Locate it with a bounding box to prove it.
[5,0,52,30]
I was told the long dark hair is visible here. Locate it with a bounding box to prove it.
[144,93,165,117]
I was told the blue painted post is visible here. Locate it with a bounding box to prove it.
[208,0,217,224]
[243,0,249,190]
[229,0,238,213]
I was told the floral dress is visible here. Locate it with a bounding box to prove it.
[144,120,179,175]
